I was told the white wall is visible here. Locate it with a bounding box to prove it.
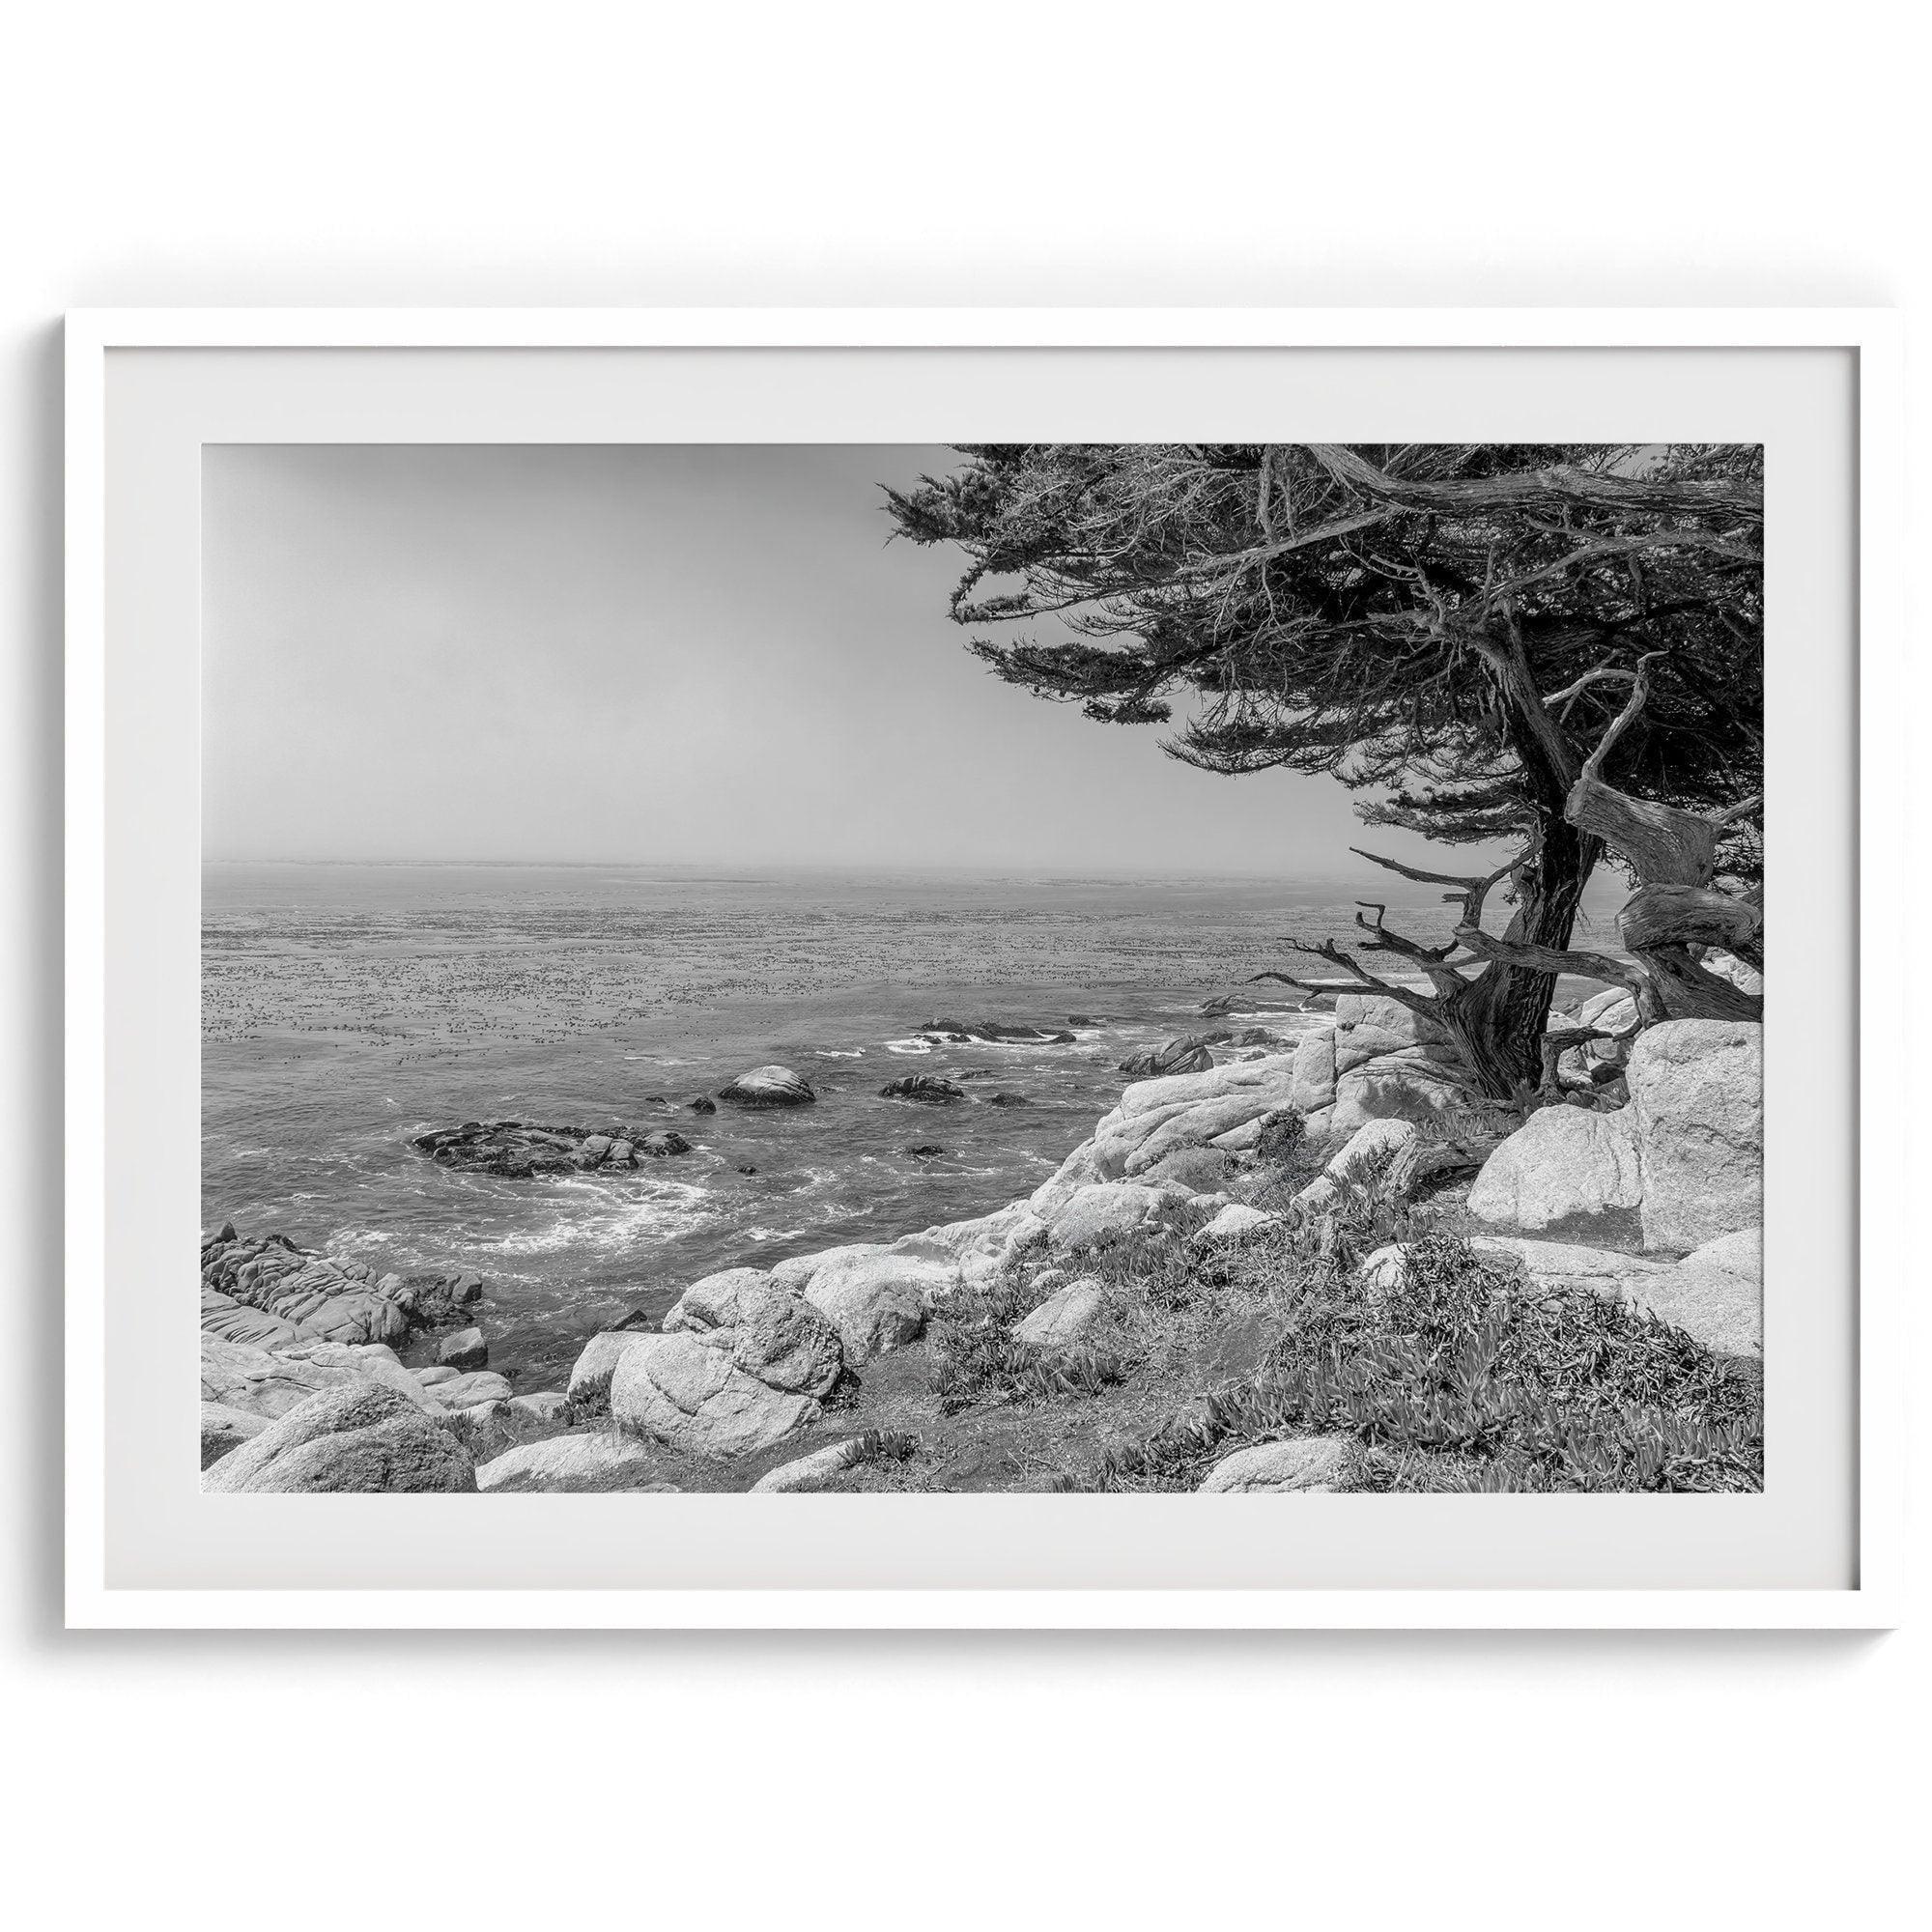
[4,5,1923,1926]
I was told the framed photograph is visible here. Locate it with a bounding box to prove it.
[66,309,1902,1629]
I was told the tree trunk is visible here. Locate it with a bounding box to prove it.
[1437,683,1764,1034]
[1436,814,1600,1097]
[1568,775,1764,1022]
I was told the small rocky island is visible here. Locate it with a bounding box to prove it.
[716,1065,817,1106]
[918,1017,1076,1045]
[412,1121,693,1177]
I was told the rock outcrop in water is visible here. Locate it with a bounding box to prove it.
[201,1222,482,1349]
[880,1073,965,1103]
[918,1017,1075,1045]
[411,1121,691,1177]
[198,1220,597,1490]
[438,1326,490,1372]
[1117,1032,1228,1078]
[717,1065,817,1107]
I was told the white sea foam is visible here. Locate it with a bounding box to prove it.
[484,1176,715,1256]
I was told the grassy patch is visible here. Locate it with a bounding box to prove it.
[926,1272,1133,1411]
[801,1121,1759,1496]
[1087,1230,1761,1493]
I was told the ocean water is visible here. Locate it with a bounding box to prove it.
[202,862,1452,1384]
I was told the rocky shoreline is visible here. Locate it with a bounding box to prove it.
[200,980,1764,1494]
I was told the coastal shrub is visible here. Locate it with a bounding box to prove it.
[1076,1226,1242,1315]
[1088,1233,1761,1494]
[1424,1097,1528,1144]
[1300,1173,1430,1270]
[851,1427,921,1465]
[927,1272,1130,1410]
[1252,1106,1306,1165]
[1232,1132,1332,1217]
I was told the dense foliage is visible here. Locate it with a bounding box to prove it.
[888,444,1764,1088]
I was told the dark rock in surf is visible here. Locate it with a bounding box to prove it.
[920,1017,1075,1046]
[880,1074,966,1104]
[986,1092,1030,1106]
[1118,1032,1228,1079]
[903,1144,948,1159]
[439,1326,490,1373]
[412,1120,681,1178]
[687,1094,718,1114]
[1199,995,1239,1017]
[201,1223,481,1349]
[718,1065,817,1107]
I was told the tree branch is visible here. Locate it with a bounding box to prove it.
[1541,664,1637,708]
[1450,923,1646,996]
[1350,838,1532,934]
[1258,940,1449,1024]
[1305,445,1764,522]
[1578,649,1669,782]
[1350,902,1471,996]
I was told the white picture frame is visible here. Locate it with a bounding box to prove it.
[66,308,1906,1630]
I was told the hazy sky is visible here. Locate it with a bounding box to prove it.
[202,444,1471,879]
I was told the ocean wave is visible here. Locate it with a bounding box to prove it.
[482,1175,716,1256]
[793,1164,856,1191]
[883,1037,934,1055]
[810,1047,867,1059]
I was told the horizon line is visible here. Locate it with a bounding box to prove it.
[198,853,1419,883]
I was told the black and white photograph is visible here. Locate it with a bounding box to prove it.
[199,440,1767,1497]
[17,9,1930,1927]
